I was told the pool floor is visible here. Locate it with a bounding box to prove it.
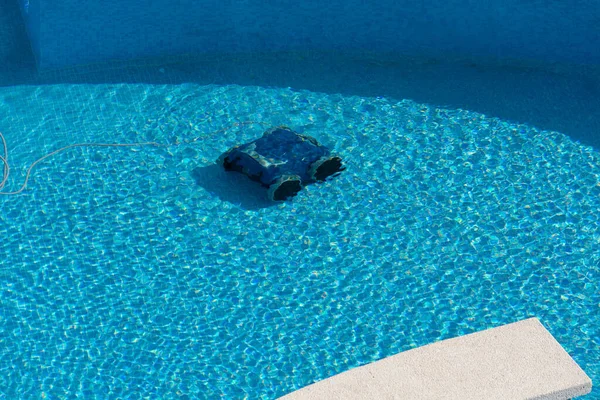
[0,54,599,398]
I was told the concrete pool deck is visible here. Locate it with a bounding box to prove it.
[280,318,592,400]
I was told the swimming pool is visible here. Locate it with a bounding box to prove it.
[2,2,600,399]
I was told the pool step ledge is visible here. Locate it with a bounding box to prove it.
[279,318,592,399]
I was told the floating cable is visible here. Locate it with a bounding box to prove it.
[0,120,271,196]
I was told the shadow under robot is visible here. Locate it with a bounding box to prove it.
[218,126,345,201]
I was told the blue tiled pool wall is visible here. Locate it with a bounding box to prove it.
[15,0,600,69]
[14,0,37,50]
[1,0,30,64]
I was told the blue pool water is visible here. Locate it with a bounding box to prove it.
[1,59,599,398]
[1,0,600,393]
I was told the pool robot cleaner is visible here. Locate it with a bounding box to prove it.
[217,126,345,201]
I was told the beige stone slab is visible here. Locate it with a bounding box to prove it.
[279,318,592,400]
